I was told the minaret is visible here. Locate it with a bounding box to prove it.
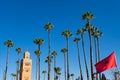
[20,50,32,80]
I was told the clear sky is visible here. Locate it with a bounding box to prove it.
[0,0,120,80]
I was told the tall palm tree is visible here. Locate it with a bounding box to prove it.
[77,28,89,80]
[44,22,54,80]
[82,12,94,80]
[70,73,74,80]
[73,38,83,80]
[62,30,72,80]
[11,73,16,80]
[61,48,68,80]
[4,40,14,80]
[96,30,103,80]
[58,73,61,80]
[16,48,22,80]
[54,67,61,80]
[34,49,41,80]
[34,38,44,80]
[42,70,47,80]
[52,51,58,80]
[45,55,53,64]
[92,27,103,80]
[91,27,98,80]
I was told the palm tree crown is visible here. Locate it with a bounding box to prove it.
[44,22,54,31]
[73,38,80,43]
[62,30,73,38]
[52,51,57,56]
[34,49,41,55]
[42,70,47,74]
[4,40,14,47]
[61,48,68,53]
[54,67,61,75]
[92,27,103,38]
[77,28,86,35]
[34,38,44,46]
[16,48,22,53]
[82,12,94,23]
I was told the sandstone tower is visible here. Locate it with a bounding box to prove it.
[20,51,32,80]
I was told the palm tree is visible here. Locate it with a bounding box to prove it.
[96,30,103,80]
[58,73,61,80]
[82,12,94,80]
[73,38,83,80]
[45,55,53,64]
[77,28,89,80]
[34,49,41,80]
[34,38,44,80]
[16,48,22,80]
[92,27,103,80]
[44,22,54,80]
[91,27,98,80]
[70,73,74,80]
[11,73,16,80]
[52,51,58,80]
[42,70,47,80]
[16,60,19,80]
[54,67,61,80]
[61,48,68,80]
[62,30,72,80]
[4,40,14,80]
[18,68,23,78]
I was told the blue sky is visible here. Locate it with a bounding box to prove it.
[0,0,120,80]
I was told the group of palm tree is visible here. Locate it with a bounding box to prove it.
[2,11,106,80]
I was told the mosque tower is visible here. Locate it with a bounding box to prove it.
[20,50,32,80]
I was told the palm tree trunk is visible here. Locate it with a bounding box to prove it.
[4,46,10,80]
[43,73,45,80]
[54,56,55,80]
[48,30,51,80]
[38,45,40,80]
[88,29,94,80]
[94,38,98,80]
[35,54,38,80]
[54,56,56,70]
[66,37,70,80]
[59,75,60,80]
[14,76,16,80]
[16,61,19,80]
[38,55,40,80]
[3,71,5,80]
[72,76,74,80]
[97,37,101,80]
[81,33,89,80]
[94,38,98,63]
[16,53,20,80]
[54,56,56,80]
[64,53,67,80]
[18,53,20,80]
[76,42,83,80]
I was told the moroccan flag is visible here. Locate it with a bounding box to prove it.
[95,52,117,73]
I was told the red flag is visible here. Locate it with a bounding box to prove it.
[95,52,117,73]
